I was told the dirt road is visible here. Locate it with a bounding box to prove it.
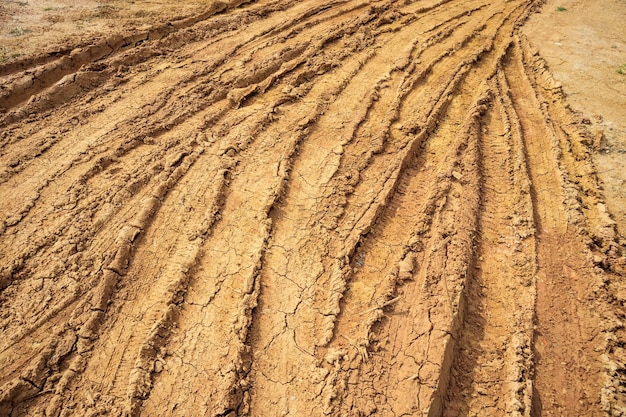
[1,0,625,416]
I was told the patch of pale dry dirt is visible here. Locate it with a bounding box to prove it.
[525,0,626,239]
[0,0,207,63]
[0,1,625,416]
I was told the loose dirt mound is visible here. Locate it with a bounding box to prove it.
[1,0,625,416]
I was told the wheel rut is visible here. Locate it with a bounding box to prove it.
[0,1,623,416]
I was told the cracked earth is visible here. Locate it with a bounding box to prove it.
[1,0,625,416]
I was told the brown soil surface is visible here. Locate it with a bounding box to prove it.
[524,0,626,238]
[1,1,625,416]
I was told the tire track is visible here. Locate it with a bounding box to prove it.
[0,0,257,111]
[245,2,496,415]
[504,37,608,416]
[0,132,205,382]
[135,16,383,416]
[1,1,380,412]
[0,1,622,416]
[443,64,537,417]
[0,104,219,367]
[0,0,373,319]
[1,137,208,415]
[0,0,376,231]
[4,6,382,410]
[326,88,489,417]
[70,147,229,416]
[317,3,536,416]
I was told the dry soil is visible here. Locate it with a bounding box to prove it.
[0,1,625,416]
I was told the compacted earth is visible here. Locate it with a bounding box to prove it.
[0,0,625,416]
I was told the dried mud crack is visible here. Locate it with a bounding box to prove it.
[1,0,625,416]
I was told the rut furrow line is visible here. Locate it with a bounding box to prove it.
[312,0,488,288]
[327,87,492,416]
[34,24,378,411]
[297,0,494,273]
[0,129,204,291]
[0,3,381,286]
[0,0,482,394]
[0,142,209,412]
[0,0,343,133]
[113,49,354,410]
[320,1,515,330]
[443,66,538,416]
[321,3,539,415]
[131,3,379,138]
[0,0,442,206]
[328,21,487,239]
[0,134,205,301]
[244,2,499,415]
[244,0,520,410]
[121,168,232,416]
[55,154,230,417]
[517,34,626,412]
[243,18,453,417]
[248,0,363,47]
[0,3,388,408]
[311,6,493,351]
[50,112,249,412]
[387,92,492,417]
[134,26,382,417]
[2,1,615,417]
[170,0,365,98]
[400,0,457,16]
[504,35,606,416]
[379,0,484,39]
[0,19,285,212]
[0,104,268,362]
[0,1,391,135]
[2,96,274,412]
[0,0,276,80]
[0,0,262,113]
[517,35,619,257]
[0,7,244,130]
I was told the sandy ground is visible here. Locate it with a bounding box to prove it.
[0,0,207,62]
[0,0,625,416]
[525,0,626,238]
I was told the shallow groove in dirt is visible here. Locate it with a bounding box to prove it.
[1,0,625,416]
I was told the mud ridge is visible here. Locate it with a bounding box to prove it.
[1,0,624,416]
